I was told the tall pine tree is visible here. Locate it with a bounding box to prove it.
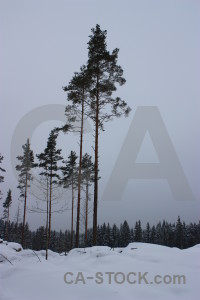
[16,139,35,247]
[37,130,63,259]
[3,189,12,240]
[87,25,131,244]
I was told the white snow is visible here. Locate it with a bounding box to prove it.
[0,241,200,300]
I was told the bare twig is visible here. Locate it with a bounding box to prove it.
[32,250,41,262]
[0,253,13,265]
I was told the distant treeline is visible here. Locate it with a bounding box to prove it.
[0,217,200,253]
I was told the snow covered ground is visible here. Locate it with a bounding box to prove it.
[0,240,200,300]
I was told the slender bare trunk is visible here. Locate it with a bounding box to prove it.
[46,175,49,260]
[48,167,53,246]
[76,92,84,248]
[85,181,89,246]
[70,177,74,250]
[21,172,28,247]
[93,77,99,246]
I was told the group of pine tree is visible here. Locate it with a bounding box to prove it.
[0,25,199,258]
[0,25,130,259]
[0,217,200,252]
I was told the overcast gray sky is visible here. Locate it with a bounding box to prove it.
[0,0,200,231]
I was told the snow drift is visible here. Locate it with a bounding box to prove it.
[0,240,199,300]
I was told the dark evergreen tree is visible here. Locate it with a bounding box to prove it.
[150,225,156,243]
[86,228,93,247]
[0,219,5,239]
[134,220,142,242]
[120,220,131,246]
[16,139,35,247]
[161,220,167,245]
[50,230,57,250]
[64,230,71,253]
[97,225,103,246]
[111,224,120,248]
[186,222,197,248]
[102,223,109,246]
[164,222,172,246]
[155,222,163,245]
[87,25,131,245]
[144,222,151,243]
[12,222,19,243]
[57,230,65,253]
[182,221,187,248]
[32,226,46,250]
[3,189,12,240]
[175,216,183,248]
[130,228,134,243]
[24,223,32,249]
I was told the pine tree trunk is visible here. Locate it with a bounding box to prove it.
[75,93,84,248]
[85,181,89,246]
[70,177,74,250]
[48,168,53,246]
[46,175,49,260]
[93,78,99,246]
[22,172,28,247]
